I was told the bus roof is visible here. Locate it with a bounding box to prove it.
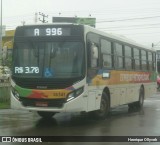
[15,23,155,52]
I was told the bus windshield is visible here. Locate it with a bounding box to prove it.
[13,41,85,79]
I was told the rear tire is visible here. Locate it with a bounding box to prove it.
[37,111,56,119]
[135,87,144,108]
[128,87,144,110]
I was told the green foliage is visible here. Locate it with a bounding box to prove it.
[0,102,10,109]
[0,87,10,109]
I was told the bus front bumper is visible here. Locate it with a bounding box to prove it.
[10,91,88,113]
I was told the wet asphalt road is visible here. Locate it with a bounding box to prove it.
[1,93,160,145]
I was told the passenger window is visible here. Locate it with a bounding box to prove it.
[101,39,113,68]
[133,48,140,70]
[124,46,132,70]
[101,39,112,54]
[148,52,152,71]
[115,43,124,69]
[141,50,147,70]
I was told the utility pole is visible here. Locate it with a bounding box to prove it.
[21,21,26,26]
[0,0,3,65]
[34,12,38,24]
[152,41,160,49]
[38,12,48,23]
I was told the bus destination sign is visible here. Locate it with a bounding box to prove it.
[24,27,71,36]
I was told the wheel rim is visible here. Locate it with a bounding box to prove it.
[98,98,108,117]
[139,89,144,106]
[94,93,110,119]
[140,95,143,105]
[100,99,106,113]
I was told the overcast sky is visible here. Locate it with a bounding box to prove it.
[2,0,160,48]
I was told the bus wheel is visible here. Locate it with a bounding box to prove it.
[37,111,56,119]
[136,87,144,108]
[94,92,110,119]
[128,87,144,110]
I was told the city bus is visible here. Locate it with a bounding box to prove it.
[11,24,157,119]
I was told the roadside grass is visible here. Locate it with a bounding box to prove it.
[0,102,10,109]
[0,85,11,109]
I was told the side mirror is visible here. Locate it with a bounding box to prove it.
[91,43,98,59]
[90,43,99,68]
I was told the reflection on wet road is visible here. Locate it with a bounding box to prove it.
[1,93,160,145]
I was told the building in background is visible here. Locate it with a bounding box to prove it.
[1,29,15,67]
[52,17,96,27]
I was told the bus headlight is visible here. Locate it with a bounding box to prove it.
[67,87,84,102]
[11,87,20,100]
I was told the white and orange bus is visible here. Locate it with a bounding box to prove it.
[11,24,157,119]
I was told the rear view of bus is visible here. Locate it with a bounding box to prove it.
[11,24,87,118]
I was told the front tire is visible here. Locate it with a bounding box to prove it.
[93,92,110,119]
[37,111,56,119]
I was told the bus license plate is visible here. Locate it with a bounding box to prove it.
[35,102,48,107]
